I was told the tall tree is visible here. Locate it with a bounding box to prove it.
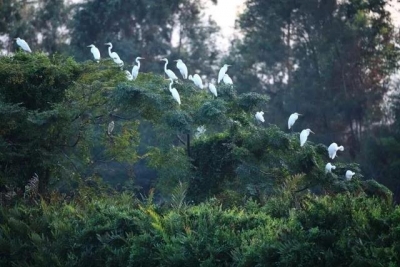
[232,0,399,158]
[69,0,220,75]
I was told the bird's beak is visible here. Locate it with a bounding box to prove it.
[14,38,17,40]
[174,60,178,62]
[227,64,231,66]
[87,45,91,47]
[310,130,315,134]
[298,113,303,116]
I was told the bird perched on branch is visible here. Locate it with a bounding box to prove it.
[175,59,188,79]
[87,44,100,62]
[161,58,178,80]
[15,37,32,52]
[300,129,314,147]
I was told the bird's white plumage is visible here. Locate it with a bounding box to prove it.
[108,121,115,135]
[161,58,178,80]
[300,129,314,147]
[255,111,265,123]
[125,70,133,81]
[87,44,100,62]
[328,143,344,159]
[189,74,203,89]
[325,163,336,174]
[208,83,217,97]
[132,57,143,80]
[167,78,181,105]
[218,64,230,84]
[223,74,233,85]
[345,170,355,180]
[105,42,123,67]
[175,59,188,79]
[288,112,301,129]
[15,37,32,53]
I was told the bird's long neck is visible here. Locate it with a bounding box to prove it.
[108,46,112,57]
[164,60,168,72]
[136,59,141,68]
[169,80,173,91]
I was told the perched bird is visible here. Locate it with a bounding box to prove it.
[255,111,265,123]
[195,125,206,138]
[108,121,115,135]
[328,143,344,159]
[288,112,302,129]
[300,129,314,147]
[132,57,144,80]
[125,70,133,81]
[188,74,203,89]
[345,170,355,180]
[167,78,181,105]
[175,59,188,79]
[218,64,231,84]
[104,42,123,67]
[161,58,178,80]
[15,37,32,52]
[325,163,336,174]
[223,74,233,85]
[87,44,100,62]
[208,83,217,97]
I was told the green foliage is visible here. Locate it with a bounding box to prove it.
[1,191,399,266]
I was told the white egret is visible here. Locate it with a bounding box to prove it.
[195,125,206,138]
[132,57,144,80]
[15,37,32,53]
[223,74,233,85]
[208,83,217,97]
[188,74,203,89]
[288,112,302,129]
[87,44,100,62]
[167,78,181,105]
[161,58,178,80]
[175,59,188,79]
[108,121,115,135]
[345,170,355,180]
[104,42,124,67]
[328,143,344,159]
[325,163,336,174]
[300,129,314,147]
[255,111,265,123]
[218,64,231,84]
[125,70,133,81]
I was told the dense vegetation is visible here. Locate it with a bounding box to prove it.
[1,0,400,265]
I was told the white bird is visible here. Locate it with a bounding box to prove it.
[188,74,203,89]
[161,58,178,80]
[104,42,124,67]
[255,111,265,123]
[208,83,217,97]
[175,59,188,79]
[223,74,233,85]
[345,170,355,180]
[325,163,336,174]
[328,143,344,159]
[15,37,32,52]
[195,125,206,138]
[125,70,133,81]
[87,44,100,62]
[108,121,115,135]
[288,112,302,129]
[167,78,181,105]
[132,57,144,80]
[218,64,231,84]
[300,129,314,147]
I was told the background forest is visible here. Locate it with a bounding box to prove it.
[1,0,400,266]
